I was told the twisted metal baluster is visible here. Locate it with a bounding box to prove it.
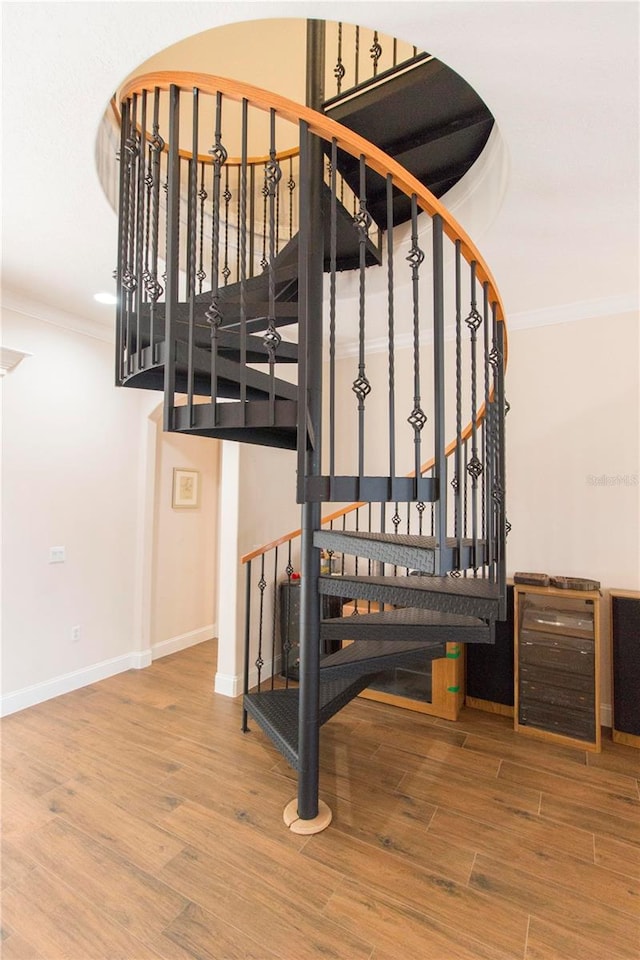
[334,22,345,95]
[263,110,283,418]
[466,262,483,575]
[370,30,382,77]
[406,194,427,493]
[256,556,266,691]
[270,546,278,690]
[287,156,296,241]
[205,91,228,415]
[148,89,164,362]
[329,139,338,486]
[197,161,207,294]
[352,156,372,482]
[386,174,396,495]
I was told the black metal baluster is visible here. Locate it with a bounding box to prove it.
[495,316,507,614]
[334,22,345,96]
[186,89,199,424]
[329,139,338,490]
[393,38,398,68]
[264,109,282,423]
[352,156,372,488]
[407,195,427,498]
[432,214,447,574]
[115,98,130,385]
[135,91,147,374]
[482,281,491,572]
[239,100,249,417]
[454,240,463,570]
[370,31,382,77]
[466,262,483,574]
[392,503,401,575]
[223,165,231,285]
[163,84,180,433]
[284,542,294,687]
[206,92,227,420]
[249,163,255,278]
[463,439,469,576]
[148,89,164,363]
[256,556,266,691]
[197,161,207,295]
[124,93,139,376]
[270,546,279,690]
[288,156,296,241]
[417,500,425,536]
[260,164,268,270]
[355,26,360,86]
[386,174,396,498]
[241,559,251,732]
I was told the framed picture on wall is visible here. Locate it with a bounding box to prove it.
[172,468,200,509]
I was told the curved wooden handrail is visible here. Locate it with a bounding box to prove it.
[109,95,299,169]
[118,72,507,566]
[120,71,506,321]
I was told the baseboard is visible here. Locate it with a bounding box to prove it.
[0,650,151,718]
[215,655,281,700]
[152,624,215,661]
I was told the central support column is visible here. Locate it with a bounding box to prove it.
[284,19,331,835]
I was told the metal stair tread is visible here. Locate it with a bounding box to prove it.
[316,529,477,550]
[320,605,493,643]
[320,638,446,669]
[243,675,374,768]
[318,573,502,620]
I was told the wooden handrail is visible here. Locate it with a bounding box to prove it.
[119,72,506,319]
[109,96,300,168]
[118,72,508,565]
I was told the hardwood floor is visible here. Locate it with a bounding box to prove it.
[1,639,639,960]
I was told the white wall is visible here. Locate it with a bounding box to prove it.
[150,419,220,658]
[1,305,157,713]
[0,303,221,715]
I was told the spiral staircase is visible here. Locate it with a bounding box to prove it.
[114,22,507,832]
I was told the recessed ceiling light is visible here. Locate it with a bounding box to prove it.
[94,292,117,304]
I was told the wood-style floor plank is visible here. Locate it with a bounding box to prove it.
[2,639,639,960]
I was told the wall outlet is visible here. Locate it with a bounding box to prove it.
[71,625,81,642]
[49,546,65,563]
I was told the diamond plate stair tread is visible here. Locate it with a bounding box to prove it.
[314,529,484,572]
[318,574,502,620]
[321,606,492,643]
[319,639,446,677]
[243,675,373,770]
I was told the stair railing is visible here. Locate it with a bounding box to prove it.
[116,69,507,688]
[324,22,431,107]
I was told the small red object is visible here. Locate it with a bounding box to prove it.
[291,572,301,580]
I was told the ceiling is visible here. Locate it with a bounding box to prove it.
[2,2,638,338]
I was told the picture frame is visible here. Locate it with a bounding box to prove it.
[172,468,200,509]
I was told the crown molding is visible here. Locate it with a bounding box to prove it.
[2,289,115,345]
[336,292,639,359]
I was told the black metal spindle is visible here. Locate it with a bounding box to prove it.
[136,92,148,330]
[354,26,360,86]
[256,556,266,691]
[264,109,282,422]
[329,139,338,486]
[186,89,199,423]
[197,161,207,295]
[288,156,296,241]
[352,156,371,485]
[482,281,491,570]
[148,89,164,363]
[495,316,507,614]
[432,214,447,573]
[206,91,227,418]
[454,240,463,565]
[124,94,138,376]
[239,100,249,415]
[407,195,426,496]
[115,98,130,385]
[334,22,345,96]
[284,541,294,687]
[466,262,483,574]
[270,547,279,690]
[386,174,396,495]
[223,164,231,285]
[249,163,255,278]
[370,31,382,77]
[163,84,180,433]
[241,559,252,732]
